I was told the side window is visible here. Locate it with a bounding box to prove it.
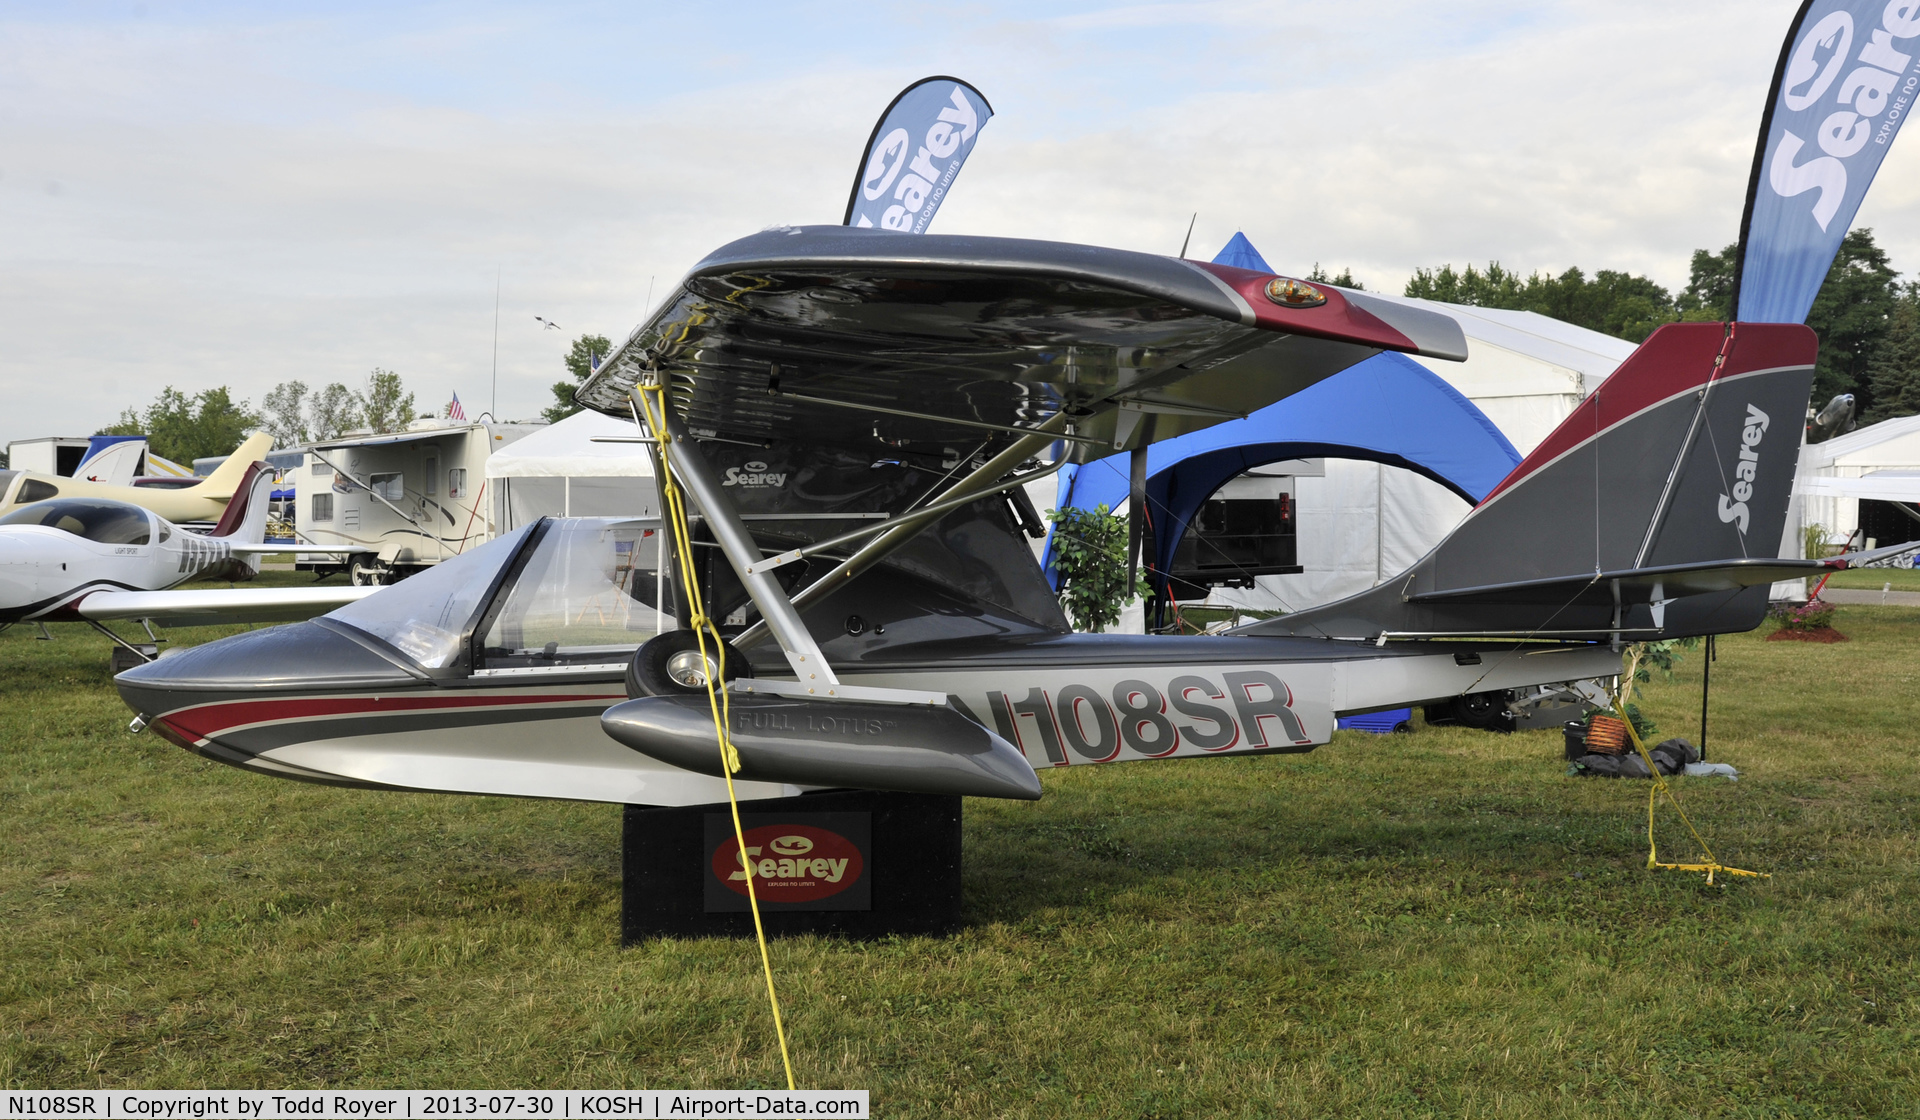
[158,523,172,542]
[17,478,58,503]
[370,472,404,501]
[448,468,467,500]
[478,521,667,669]
[312,493,333,522]
[311,458,330,476]
[423,454,438,497]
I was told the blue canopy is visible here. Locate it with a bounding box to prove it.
[1045,350,1520,595]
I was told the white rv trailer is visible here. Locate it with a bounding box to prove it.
[294,419,541,584]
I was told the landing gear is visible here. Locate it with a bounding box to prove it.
[625,630,753,698]
[1423,689,1517,733]
[349,557,389,586]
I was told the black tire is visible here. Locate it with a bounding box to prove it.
[625,629,753,698]
[1452,690,1515,733]
[349,557,387,586]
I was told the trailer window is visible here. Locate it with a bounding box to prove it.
[370,472,404,501]
[478,518,669,669]
[423,454,438,497]
[312,493,333,522]
[448,468,467,499]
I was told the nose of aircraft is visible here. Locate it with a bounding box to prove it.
[115,620,421,737]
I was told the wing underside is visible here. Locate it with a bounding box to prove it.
[576,227,1466,458]
[77,586,377,628]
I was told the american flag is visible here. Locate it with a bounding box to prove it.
[447,391,467,421]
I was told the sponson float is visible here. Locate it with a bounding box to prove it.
[116,227,1881,805]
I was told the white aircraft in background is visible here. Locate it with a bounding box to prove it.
[0,462,373,658]
[0,432,274,522]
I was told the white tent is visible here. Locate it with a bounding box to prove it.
[485,409,657,530]
[1796,414,1920,548]
[1181,295,1636,617]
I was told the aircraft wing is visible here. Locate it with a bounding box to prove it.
[74,586,378,628]
[575,226,1467,458]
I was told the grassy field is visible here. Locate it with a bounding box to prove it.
[1823,566,1920,591]
[2,591,1917,1116]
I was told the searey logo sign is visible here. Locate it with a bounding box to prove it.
[1742,2,1920,322]
[721,460,787,489]
[1716,403,1772,534]
[843,77,993,234]
[704,814,871,912]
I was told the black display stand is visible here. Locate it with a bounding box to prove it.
[621,790,962,944]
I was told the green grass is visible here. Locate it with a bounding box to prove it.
[1821,566,1920,591]
[3,600,1918,1116]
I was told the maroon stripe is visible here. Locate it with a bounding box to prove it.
[1186,261,1419,352]
[1477,322,1817,506]
[163,690,626,742]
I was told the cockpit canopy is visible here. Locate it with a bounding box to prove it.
[0,499,155,545]
[321,518,670,672]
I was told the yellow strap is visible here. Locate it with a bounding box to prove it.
[635,384,797,1090]
[1608,656,1766,884]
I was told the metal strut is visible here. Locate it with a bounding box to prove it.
[636,385,947,706]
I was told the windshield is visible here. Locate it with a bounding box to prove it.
[0,499,152,545]
[324,523,536,668]
[478,518,670,669]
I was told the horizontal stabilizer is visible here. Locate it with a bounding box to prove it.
[601,693,1043,800]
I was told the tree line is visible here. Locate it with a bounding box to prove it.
[102,370,418,464]
[1403,228,1920,423]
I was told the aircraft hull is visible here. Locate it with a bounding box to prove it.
[118,622,1623,806]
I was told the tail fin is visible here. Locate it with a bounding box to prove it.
[1246,322,1820,642]
[204,463,275,580]
[195,432,274,500]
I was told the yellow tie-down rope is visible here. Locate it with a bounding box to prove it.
[1609,647,1767,885]
[633,383,797,1090]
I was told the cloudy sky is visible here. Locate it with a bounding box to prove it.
[4,0,1915,449]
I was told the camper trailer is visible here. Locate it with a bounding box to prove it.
[295,419,541,584]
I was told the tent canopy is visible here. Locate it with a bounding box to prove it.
[1048,349,1522,596]
[485,408,654,479]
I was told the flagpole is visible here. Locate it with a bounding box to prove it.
[491,268,501,419]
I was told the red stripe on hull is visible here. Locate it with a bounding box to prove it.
[162,690,627,742]
[1477,322,1817,506]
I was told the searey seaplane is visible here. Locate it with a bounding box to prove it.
[110,226,1893,807]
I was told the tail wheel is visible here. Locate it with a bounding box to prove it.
[626,630,753,698]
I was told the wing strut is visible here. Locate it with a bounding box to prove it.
[634,382,947,705]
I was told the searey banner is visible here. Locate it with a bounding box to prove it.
[842,76,992,233]
[1738,1,1920,323]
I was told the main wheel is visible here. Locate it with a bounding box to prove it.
[625,630,753,698]
[349,557,387,586]
[1452,690,1514,732]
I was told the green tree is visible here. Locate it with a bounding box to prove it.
[1046,504,1148,633]
[1865,283,1920,423]
[1674,243,1737,320]
[101,386,260,463]
[544,333,613,423]
[1306,264,1365,290]
[360,369,416,435]
[1805,228,1899,411]
[307,383,362,441]
[260,381,309,447]
[1405,262,1674,342]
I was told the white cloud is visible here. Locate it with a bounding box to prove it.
[6,0,1914,450]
